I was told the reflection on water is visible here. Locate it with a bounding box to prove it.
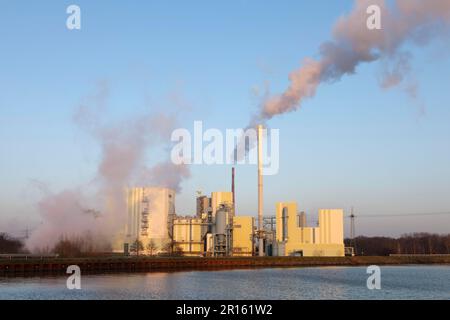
[0,266,449,300]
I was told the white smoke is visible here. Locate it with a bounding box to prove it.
[256,0,450,122]
[26,83,190,251]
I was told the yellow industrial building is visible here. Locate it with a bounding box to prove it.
[173,191,255,257]
[210,191,233,219]
[172,217,204,256]
[273,202,344,257]
[232,216,254,256]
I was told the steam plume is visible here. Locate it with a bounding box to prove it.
[257,0,450,122]
[27,84,190,250]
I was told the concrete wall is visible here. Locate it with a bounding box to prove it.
[283,243,345,257]
[4,256,450,275]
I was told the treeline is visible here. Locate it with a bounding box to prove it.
[0,233,26,254]
[50,237,182,258]
[0,232,112,257]
[38,233,113,258]
[129,239,183,257]
[345,233,450,256]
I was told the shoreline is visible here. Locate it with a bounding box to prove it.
[1,255,449,277]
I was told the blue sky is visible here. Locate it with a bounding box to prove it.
[1,1,450,237]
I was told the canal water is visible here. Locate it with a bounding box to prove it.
[0,266,449,300]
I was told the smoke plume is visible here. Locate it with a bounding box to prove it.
[27,83,190,251]
[255,0,450,122]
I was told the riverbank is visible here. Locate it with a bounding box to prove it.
[1,255,449,276]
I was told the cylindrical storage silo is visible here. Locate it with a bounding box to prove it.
[215,207,227,235]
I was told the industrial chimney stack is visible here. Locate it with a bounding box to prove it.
[257,124,264,256]
[231,167,235,217]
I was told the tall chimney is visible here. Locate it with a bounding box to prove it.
[257,124,264,256]
[231,167,235,217]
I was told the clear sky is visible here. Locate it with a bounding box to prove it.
[1,1,450,237]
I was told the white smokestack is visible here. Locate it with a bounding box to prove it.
[257,124,264,256]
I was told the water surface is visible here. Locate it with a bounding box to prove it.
[0,266,448,300]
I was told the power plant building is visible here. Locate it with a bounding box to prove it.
[172,217,204,256]
[124,187,175,253]
[171,191,255,257]
[119,183,346,257]
[273,202,344,257]
[196,195,210,218]
[232,216,254,256]
[116,125,347,258]
[211,192,233,219]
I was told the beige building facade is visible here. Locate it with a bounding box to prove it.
[232,216,254,256]
[211,191,233,219]
[172,217,205,256]
[274,202,344,257]
[125,187,175,253]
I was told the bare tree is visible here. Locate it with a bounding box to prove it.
[172,245,184,257]
[146,240,158,256]
[161,241,173,255]
[52,236,82,258]
[0,233,24,254]
[130,239,144,256]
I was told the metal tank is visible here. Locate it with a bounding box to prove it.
[215,205,228,235]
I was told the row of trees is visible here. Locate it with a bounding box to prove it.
[0,233,25,254]
[345,233,450,256]
[0,231,183,258]
[50,233,112,258]
[129,239,183,257]
[50,238,183,258]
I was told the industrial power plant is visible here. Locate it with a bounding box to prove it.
[120,125,345,257]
